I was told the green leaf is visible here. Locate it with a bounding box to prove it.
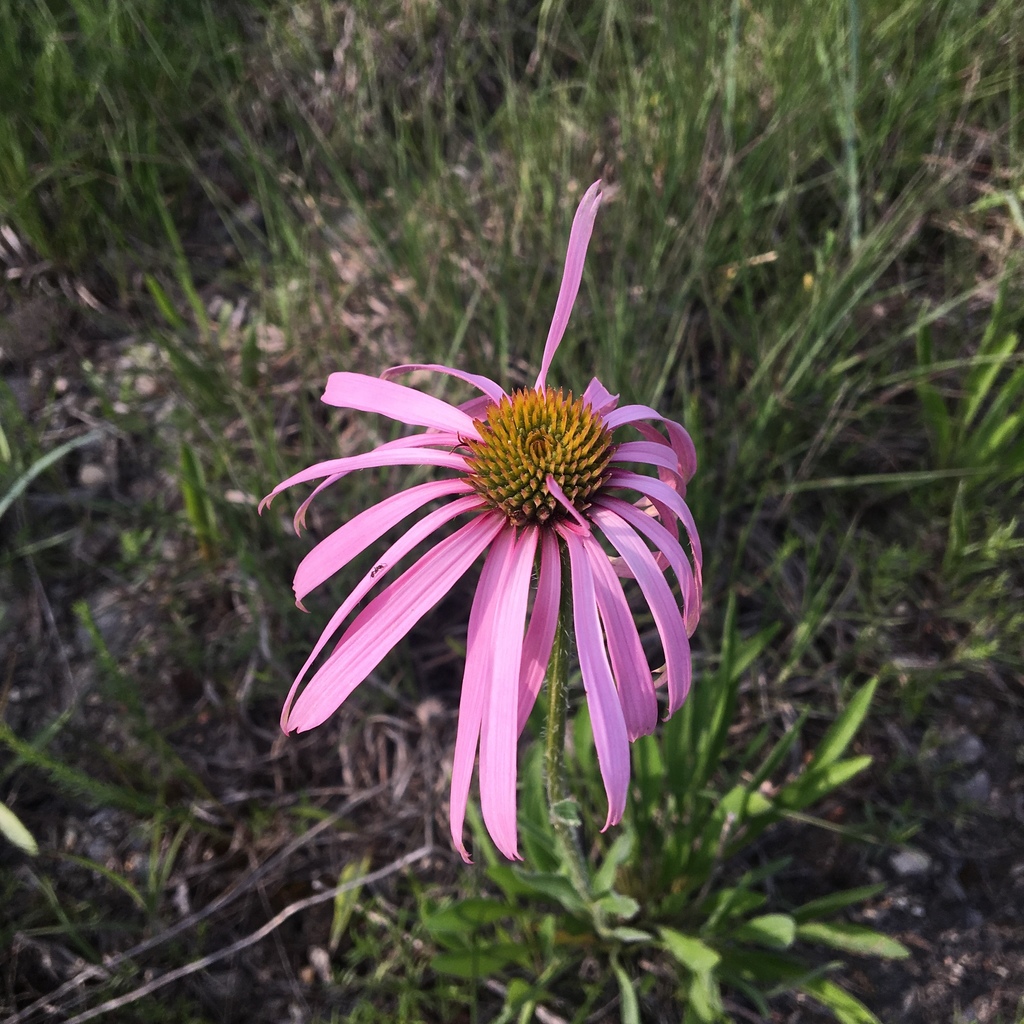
[431,942,530,979]
[329,856,370,952]
[608,926,653,943]
[424,897,513,938]
[801,976,882,1024]
[796,922,909,959]
[594,829,635,893]
[791,884,885,924]
[611,954,640,1024]
[732,914,796,950]
[777,756,873,811]
[808,679,878,771]
[659,928,721,974]
[0,429,105,523]
[595,892,640,921]
[486,868,588,915]
[687,968,724,1023]
[0,801,38,855]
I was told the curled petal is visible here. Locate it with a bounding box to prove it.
[591,501,693,713]
[596,494,700,638]
[383,363,507,406]
[534,180,604,389]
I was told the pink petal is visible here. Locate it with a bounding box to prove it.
[587,541,658,740]
[280,493,486,729]
[607,470,703,573]
[286,432,465,531]
[545,474,590,533]
[479,528,537,860]
[382,364,507,406]
[449,525,517,861]
[534,180,604,389]
[263,445,470,515]
[583,377,619,416]
[590,502,693,714]
[610,441,683,475]
[284,512,504,733]
[603,405,698,484]
[517,530,561,735]
[294,478,475,602]
[559,526,630,830]
[595,494,700,638]
[322,372,480,437]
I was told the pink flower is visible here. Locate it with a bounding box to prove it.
[263,181,702,861]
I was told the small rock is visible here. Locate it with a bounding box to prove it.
[947,731,985,766]
[954,769,991,805]
[891,848,932,877]
[78,463,109,488]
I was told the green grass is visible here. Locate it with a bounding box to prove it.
[2,0,1022,1021]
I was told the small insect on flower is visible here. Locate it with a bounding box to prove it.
[262,181,702,861]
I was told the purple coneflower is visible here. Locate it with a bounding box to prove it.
[263,181,702,861]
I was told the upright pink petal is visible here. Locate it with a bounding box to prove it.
[559,527,630,830]
[517,530,561,735]
[583,377,619,416]
[322,372,481,437]
[479,528,537,860]
[587,542,658,740]
[285,513,504,733]
[534,180,604,389]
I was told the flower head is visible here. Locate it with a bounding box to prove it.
[263,181,702,861]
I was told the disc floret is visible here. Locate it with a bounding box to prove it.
[465,388,614,526]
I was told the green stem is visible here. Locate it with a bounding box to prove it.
[543,544,594,909]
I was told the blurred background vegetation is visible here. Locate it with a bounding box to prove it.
[1,0,1021,1021]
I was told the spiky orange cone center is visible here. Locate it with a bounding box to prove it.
[466,388,614,527]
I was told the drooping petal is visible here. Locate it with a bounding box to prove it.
[607,469,703,573]
[633,420,697,485]
[287,432,465,531]
[285,513,504,733]
[610,441,683,475]
[587,542,658,740]
[591,501,693,713]
[603,405,697,484]
[263,445,470,515]
[280,493,487,728]
[450,526,516,861]
[596,494,700,638]
[545,474,590,533]
[294,478,475,602]
[382,364,507,406]
[534,180,604,389]
[517,530,561,735]
[322,372,481,437]
[479,527,537,860]
[559,526,630,830]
